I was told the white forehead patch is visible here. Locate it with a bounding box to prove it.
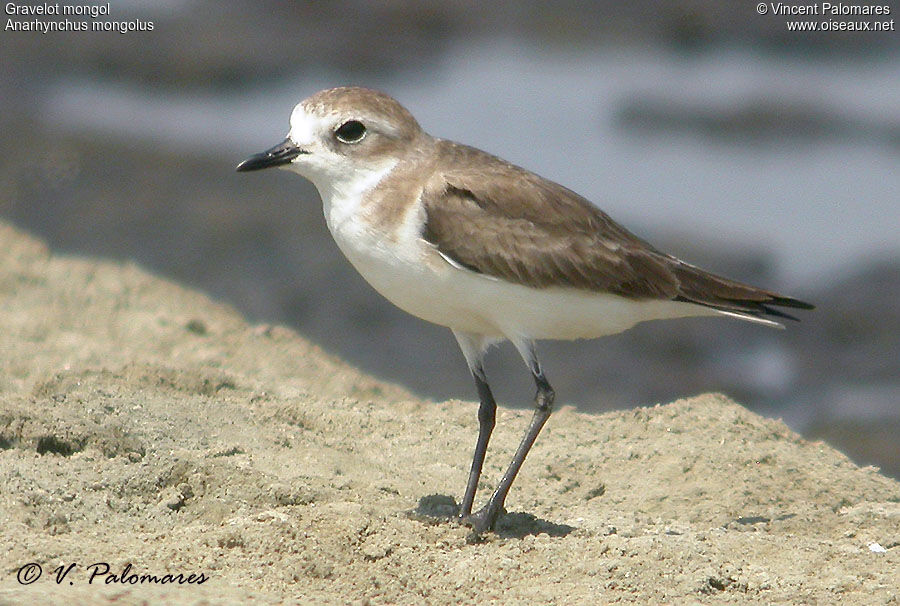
[287,102,331,147]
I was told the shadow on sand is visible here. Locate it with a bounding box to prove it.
[410,494,576,542]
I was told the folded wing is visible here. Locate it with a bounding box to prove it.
[421,141,813,324]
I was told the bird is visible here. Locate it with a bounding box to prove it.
[236,86,813,533]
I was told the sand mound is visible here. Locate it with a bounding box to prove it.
[1,221,897,604]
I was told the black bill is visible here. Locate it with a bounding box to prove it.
[236,138,306,172]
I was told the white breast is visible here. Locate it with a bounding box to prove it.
[323,172,491,333]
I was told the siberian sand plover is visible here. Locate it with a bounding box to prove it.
[237,87,812,533]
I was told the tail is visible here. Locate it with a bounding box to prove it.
[671,262,814,328]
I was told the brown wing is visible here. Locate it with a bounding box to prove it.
[421,141,813,320]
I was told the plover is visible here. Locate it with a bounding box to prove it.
[237,86,813,533]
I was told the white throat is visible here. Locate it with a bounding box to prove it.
[317,159,399,234]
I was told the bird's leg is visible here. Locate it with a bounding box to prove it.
[458,363,496,519]
[452,331,495,519]
[467,340,555,534]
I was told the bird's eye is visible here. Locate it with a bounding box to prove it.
[334,120,367,144]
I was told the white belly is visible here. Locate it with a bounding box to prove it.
[327,208,714,341]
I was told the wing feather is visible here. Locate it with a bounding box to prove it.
[420,141,813,322]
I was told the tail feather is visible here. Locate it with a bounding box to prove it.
[671,262,814,325]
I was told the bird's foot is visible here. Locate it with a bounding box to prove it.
[458,503,504,535]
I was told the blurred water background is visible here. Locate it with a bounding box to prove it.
[1,1,898,477]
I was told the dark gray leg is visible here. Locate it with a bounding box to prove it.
[452,331,496,519]
[458,362,496,518]
[466,340,555,533]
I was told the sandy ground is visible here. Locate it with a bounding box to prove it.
[0,220,897,605]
